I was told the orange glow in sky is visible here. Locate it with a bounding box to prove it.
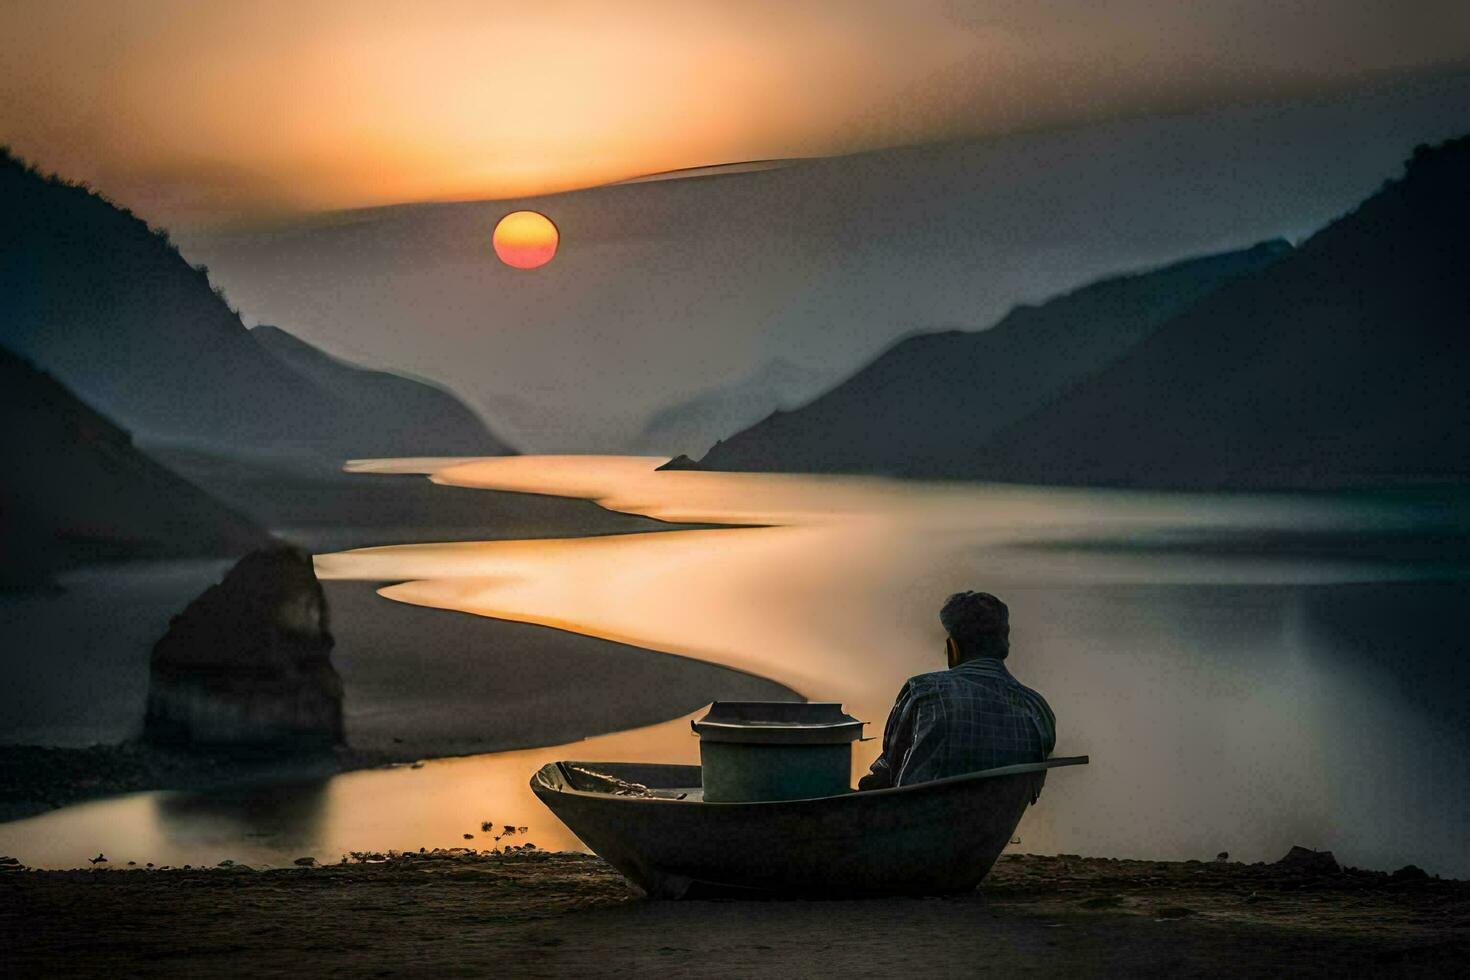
[1,0,1463,226]
[493,211,559,269]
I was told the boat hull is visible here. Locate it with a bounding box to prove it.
[531,756,1087,898]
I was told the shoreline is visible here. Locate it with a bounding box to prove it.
[2,460,807,872]
[0,578,798,823]
[322,579,797,760]
[1,461,800,824]
[10,461,1470,876]
[2,850,1464,977]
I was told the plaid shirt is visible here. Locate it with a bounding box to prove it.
[860,658,1056,789]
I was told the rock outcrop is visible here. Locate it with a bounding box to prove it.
[1274,846,1340,875]
[144,547,344,750]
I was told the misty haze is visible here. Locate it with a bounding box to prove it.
[3,3,1470,976]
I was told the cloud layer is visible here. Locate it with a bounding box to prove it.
[3,0,1467,225]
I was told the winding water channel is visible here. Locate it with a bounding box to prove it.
[4,456,1467,875]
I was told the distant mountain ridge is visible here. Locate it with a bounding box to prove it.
[635,357,832,456]
[696,241,1292,475]
[0,148,507,460]
[962,136,1470,489]
[697,136,1470,489]
[178,71,1470,451]
[251,325,515,458]
[0,342,269,585]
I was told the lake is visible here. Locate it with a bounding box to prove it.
[3,456,1468,874]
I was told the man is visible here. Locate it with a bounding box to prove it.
[858,591,1055,790]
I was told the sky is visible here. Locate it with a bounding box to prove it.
[3,0,1468,227]
[177,70,1470,450]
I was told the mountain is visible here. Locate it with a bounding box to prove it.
[695,242,1292,475]
[0,343,269,587]
[0,148,337,452]
[251,325,514,457]
[699,137,1470,489]
[0,148,505,460]
[177,71,1470,451]
[634,358,832,456]
[953,136,1470,489]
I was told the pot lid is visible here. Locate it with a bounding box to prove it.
[692,701,866,744]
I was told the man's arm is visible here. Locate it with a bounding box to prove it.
[857,681,917,791]
[1039,696,1057,758]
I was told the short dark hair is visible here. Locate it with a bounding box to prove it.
[940,591,1010,660]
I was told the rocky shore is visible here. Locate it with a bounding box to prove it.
[2,848,1465,977]
[1,554,795,823]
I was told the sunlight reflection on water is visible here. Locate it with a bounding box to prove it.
[4,456,1467,874]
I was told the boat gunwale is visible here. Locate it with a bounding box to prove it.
[533,755,1089,807]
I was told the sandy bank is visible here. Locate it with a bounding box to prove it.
[1,487,794,821]
[2,850,1464,978]
[326,580,795,759]
[0,580,795,820]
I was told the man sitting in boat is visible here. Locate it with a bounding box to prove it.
[858,591,1055,790]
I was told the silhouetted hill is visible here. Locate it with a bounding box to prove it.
[180,72,1470,451]
[696,242,1291,475]
[0,148,505,460]
[0,343,269,587]
[635,358,832,456]
[251,325,514,457]
[959,136,1470,489]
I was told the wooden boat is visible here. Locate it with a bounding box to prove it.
[530,755,1089,898]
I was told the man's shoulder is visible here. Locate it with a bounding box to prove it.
[921,661,1051,698]
[901,669,955,694]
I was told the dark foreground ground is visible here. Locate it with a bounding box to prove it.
[2,850,1465,978]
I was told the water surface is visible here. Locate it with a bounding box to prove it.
[4,456,1467,874]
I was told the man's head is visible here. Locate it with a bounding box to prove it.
[940,591,1010,664]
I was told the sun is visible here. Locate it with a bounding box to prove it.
[493,210,559,269]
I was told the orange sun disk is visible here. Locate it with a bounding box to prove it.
[493,210,559,269]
